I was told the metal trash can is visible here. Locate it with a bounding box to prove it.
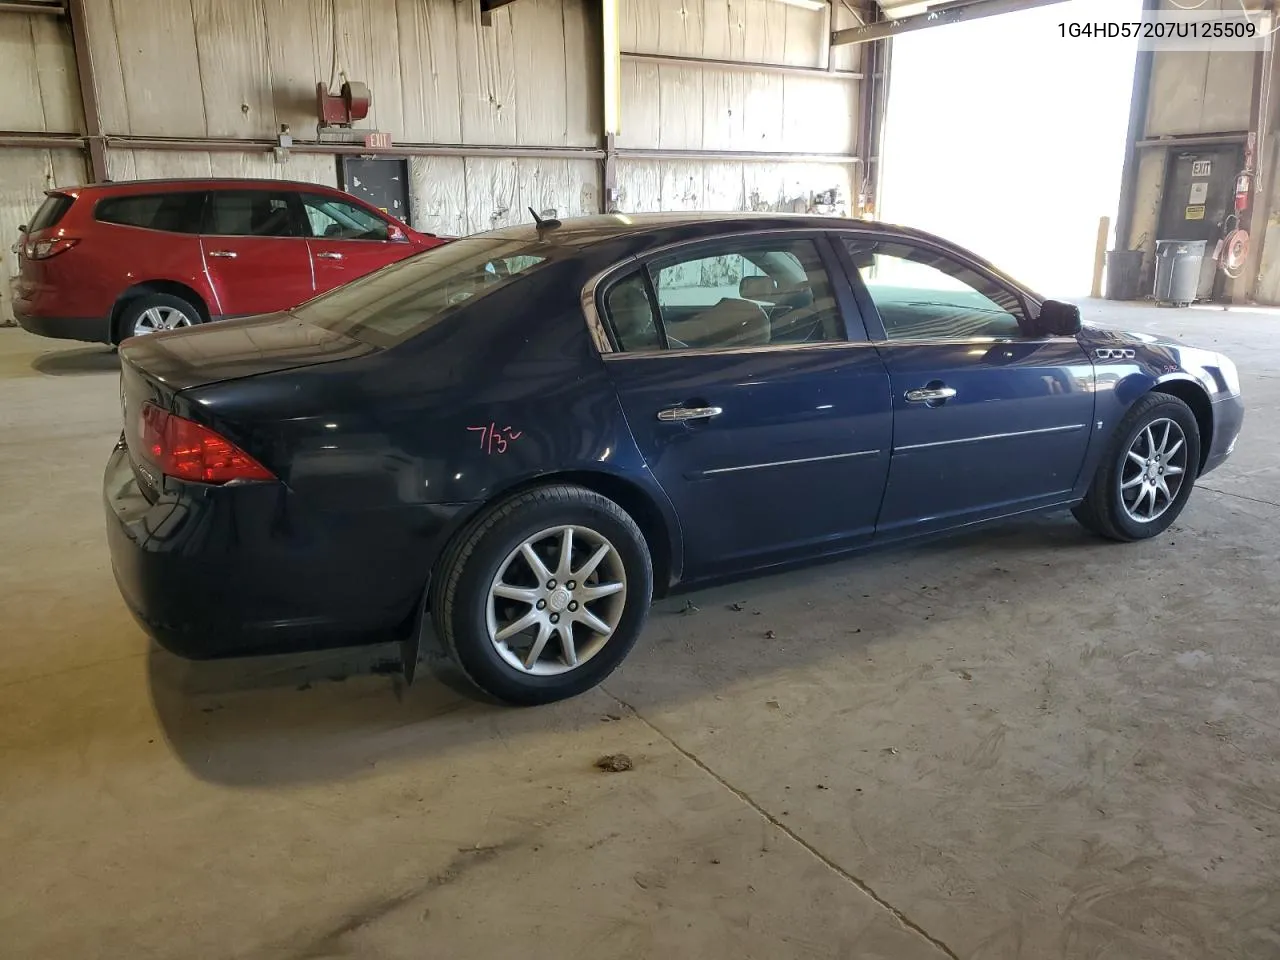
[1154,239,1207,306]
[1105,250,1145,301]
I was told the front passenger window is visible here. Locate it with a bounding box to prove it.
[301,194,390,241]
[845,239,1026,340]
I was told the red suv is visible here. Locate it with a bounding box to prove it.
[13,178,445,343]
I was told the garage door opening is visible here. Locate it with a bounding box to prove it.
[878,0,1142,297]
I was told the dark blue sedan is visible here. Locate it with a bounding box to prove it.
[105,213,1244,704]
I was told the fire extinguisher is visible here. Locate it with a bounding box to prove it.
[1235,172,1253,212]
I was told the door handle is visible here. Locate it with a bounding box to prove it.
[207,250,237,259]
[315,251,344,260]
[657,406,723,422]
[905,386,958,404]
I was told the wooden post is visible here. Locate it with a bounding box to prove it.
[1092,215,1111,299]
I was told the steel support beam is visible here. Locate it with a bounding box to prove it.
[0,131,84,149]
[101,135,606,161]
[616,148,861,164]
[832,0,1071,45]
[622,51,862,81]
[67,0,106,181]
[1136,133,1248,150]
[1114,0,1160,253]
[0,1,65,14]
[1234,18,1273,304]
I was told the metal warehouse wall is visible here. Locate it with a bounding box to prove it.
[0,11,86,324]
[616,0,863,216]
[1118,0,1280,304]
[1,0,867,325]
[82,0,603,236]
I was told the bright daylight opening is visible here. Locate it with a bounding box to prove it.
[879,0,1143,297]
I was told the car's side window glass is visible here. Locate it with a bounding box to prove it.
[95,193,205,234]
[204,191,298,238]
[301,194,390,241]
[602,272,662,352]
[648,238,843,349]
[843,238,1027,340]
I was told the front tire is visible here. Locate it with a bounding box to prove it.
[116,293,202,342]
[1073,392,1201,542]
[433,485,654,705]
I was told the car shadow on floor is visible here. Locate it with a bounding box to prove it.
[144,512,1112,788]
[31,346,119,376]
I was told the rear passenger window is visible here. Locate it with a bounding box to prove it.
[95,193,205,234]
[603,273,662,352]
[203,191,298,238]
[645,238,845,350]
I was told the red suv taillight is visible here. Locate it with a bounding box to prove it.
[139,403,274,484]
[25,237,79,259]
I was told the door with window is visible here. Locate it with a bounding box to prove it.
[199,190,313,317]
[837,234,1095,535]
[599,234,892,576]
[300,192,414,295]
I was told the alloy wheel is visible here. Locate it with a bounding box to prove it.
[485,524,628,676]
[1120,418,1188,524]
[133,306,193,336]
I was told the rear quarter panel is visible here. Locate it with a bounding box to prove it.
[79,220,215,318]
[179,257,683,618]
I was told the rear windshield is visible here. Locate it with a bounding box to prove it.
[293,236,553,347]
[96,192,206,234]
[28,193,75,233]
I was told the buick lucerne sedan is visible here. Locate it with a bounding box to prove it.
[105,213,1244,704]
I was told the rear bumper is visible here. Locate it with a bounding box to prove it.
[14,308,110,343]
[1203,393,1245,476]
[104,444,467,658]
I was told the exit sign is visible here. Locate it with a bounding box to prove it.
[363,131,392,150]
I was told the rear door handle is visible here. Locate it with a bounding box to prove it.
[657,406,723,422]
[207,250,237,259]
[905,386,957,404]
[315,251,344,260]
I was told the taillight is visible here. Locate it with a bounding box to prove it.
[25,237,79,259]
[138,403,274,484]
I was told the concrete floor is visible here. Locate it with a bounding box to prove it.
[2,299,1278,959]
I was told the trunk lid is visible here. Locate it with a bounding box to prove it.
[118,313,376,391]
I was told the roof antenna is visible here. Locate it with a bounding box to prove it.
[529,207,562,232]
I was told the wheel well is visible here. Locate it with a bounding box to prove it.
[110,281,210,343]
[495,472,677,598]
[1153,380,1213,469]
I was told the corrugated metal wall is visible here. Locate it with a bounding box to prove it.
[2,0,865,323]
[1122,0,1280,300]
[0,12,86,325]
[80,0,604,235]
[617,0,862,216]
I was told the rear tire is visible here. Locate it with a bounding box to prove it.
[1073,392,1201,542]
[116,293,202,342]
[432,485,653,705]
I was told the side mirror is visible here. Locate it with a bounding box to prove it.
[17,224,27,233]
[1037,299,1082,337]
